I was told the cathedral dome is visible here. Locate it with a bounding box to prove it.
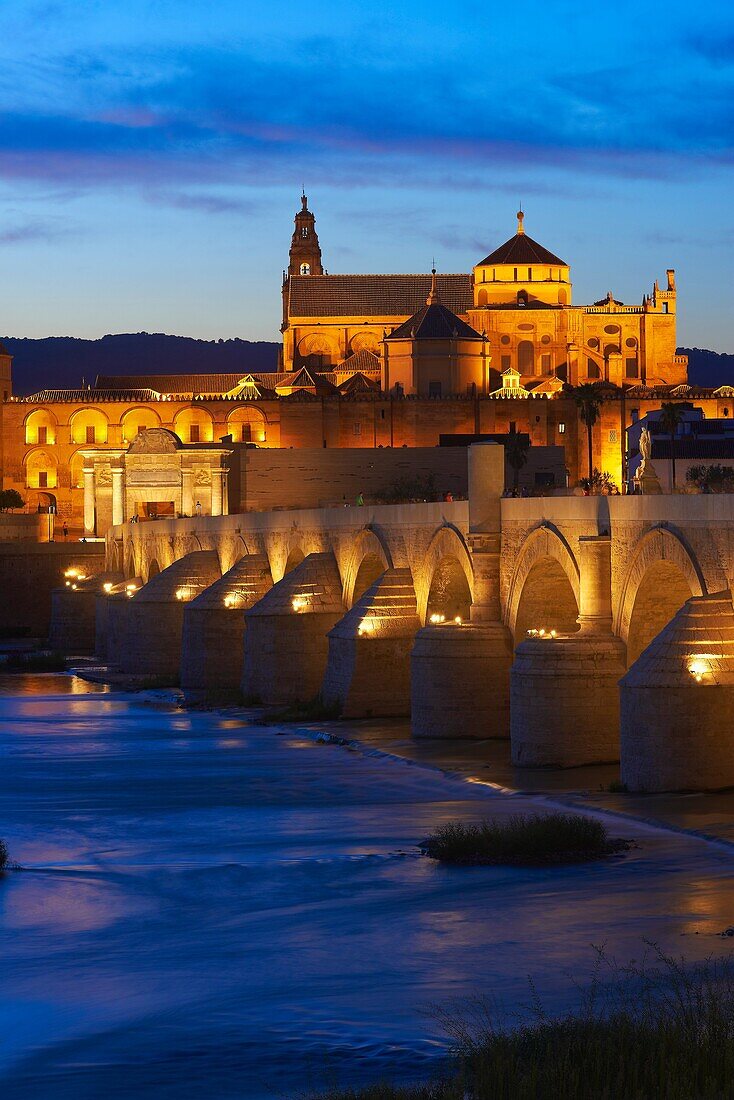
[478,211,566,267]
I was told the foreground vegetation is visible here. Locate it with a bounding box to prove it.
[0,839,7,872]
[312,950,734,1099]
[420,813,626,865]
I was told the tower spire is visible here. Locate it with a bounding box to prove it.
[288,192,323,277]
[517,208,525,235]
[426,266,440,305]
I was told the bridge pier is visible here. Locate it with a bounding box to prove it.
[510,536,626,767]
[242,552,344,705]
[411,620,512,738]
[321,568,419,717]
[49,571,122,654]
[180,554,272,697]
[620,593,734,791]
[411,443,512,739]
[95,578,141,662]
[118,551,221,679]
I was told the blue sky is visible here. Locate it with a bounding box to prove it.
[0,0,732,349]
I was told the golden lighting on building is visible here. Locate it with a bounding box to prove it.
[291,596,309,612]
[103,582,113,593]
[527,628,557,639]
[357,618,375,637]
[64,568,86,581]
[126,583,138,598]
[175,586,193,602]
[223,592,242,609]
[429,613,446,624]
[688,656,711,683]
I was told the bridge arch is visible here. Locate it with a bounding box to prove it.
[342,526,393,607]
[124,544,137,580]
[506,524,581,644]
[616,525,706,664]
[417,524,473,625]
[283,543,305,577]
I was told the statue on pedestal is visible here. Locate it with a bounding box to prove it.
[634,427,662,494]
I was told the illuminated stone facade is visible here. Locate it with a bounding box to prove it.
[282,200,687,392]
[0,194,725,534]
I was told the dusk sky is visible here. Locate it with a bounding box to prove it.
[0,0,733,350]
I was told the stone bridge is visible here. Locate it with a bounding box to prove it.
[54,444,734,793]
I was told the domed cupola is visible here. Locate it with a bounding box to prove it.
[383,270,490,397]
[473,211,572,308]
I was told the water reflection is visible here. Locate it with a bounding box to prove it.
[0,680,732,1100]
[0,673,109,697]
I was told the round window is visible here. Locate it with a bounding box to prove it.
[604,324,620,334]
[626,337,637,348]
[519,323,533,331]
[501,335,511,345]
[589,337,600,349]
[541,334,551,344]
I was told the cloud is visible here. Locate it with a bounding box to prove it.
[142,189,256,214]
[0,218,71,245]
[0,33,731,198]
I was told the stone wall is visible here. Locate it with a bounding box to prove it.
[0,541,105,637]
[233,446,469,512]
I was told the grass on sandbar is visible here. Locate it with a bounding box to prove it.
[312,949,734,1100]
[420,812,627,865]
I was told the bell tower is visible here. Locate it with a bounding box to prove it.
[288,192,323,277]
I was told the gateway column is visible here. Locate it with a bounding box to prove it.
[111,466,124,527]
[83,465,96,536]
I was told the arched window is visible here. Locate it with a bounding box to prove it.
[24,409,57,446]
[301,227,309,238]
[477,289,488,306]
[69,408,109,445]
[25,449,58,489]
[299,262,311,275]
[518,340,534,374]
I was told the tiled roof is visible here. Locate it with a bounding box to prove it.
[338,372,380,394]
[95,373,244,394]
[288,274,472,318]
[387,302,483,341]
[24,388,164,402]
[478,232,566,267]
[338,349,381,373]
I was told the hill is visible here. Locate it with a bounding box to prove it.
[0,335,730,397]
[679,348,734,390]
[1,333,281,395]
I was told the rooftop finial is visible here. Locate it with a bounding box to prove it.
[517,207,525,235]
[426,266,439,305]
[301,189,308,211]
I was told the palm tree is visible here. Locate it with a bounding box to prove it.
[505,426,530,494]
[573,383,602,481]
[658,402,686,491]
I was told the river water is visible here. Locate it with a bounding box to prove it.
[1,676,733,1099]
